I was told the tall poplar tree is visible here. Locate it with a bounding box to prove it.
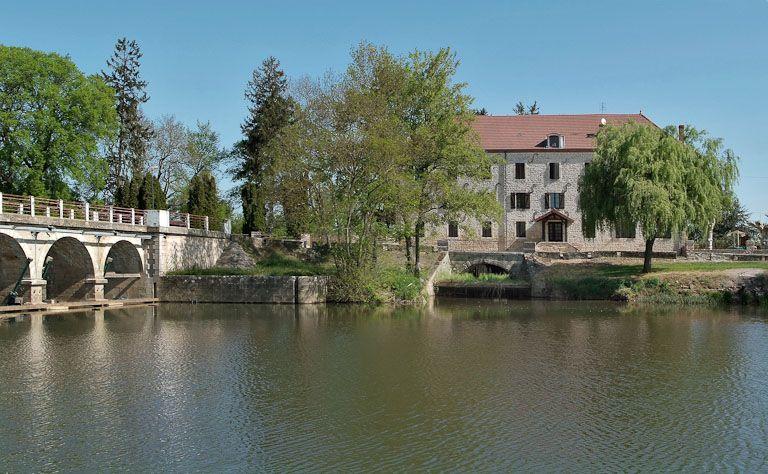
[233,56,293,234]
[102,38,152,199]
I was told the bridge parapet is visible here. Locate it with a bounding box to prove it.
[0,192,211,231]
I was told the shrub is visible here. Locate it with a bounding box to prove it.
[378,268,422,302]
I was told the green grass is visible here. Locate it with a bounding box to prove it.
[561,261,768,280]
[167,251,329,277]
[650,261,768,272]
[377,267,422,301]
[437,273,523,284]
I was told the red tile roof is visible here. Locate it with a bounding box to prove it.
[471,113,656,152]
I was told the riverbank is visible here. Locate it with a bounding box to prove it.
[166,245,439,304]
[530,258,768,304]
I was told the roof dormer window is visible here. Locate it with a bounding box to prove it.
[547,134,564,149]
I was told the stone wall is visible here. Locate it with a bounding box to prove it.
[104,276,152,300]
[157,275,329,304]
[154,228,230,274]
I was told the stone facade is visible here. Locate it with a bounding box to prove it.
[431,151,685,253]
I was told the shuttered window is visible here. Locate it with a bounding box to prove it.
[583,222,596,239]
[511,193,530,209]
[545,193,565,209]
[448,221,458,238]
[515,221,527,238]
[549,163,560,179]
[615,222,637,239]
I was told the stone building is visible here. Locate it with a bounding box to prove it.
[433,113,685,253]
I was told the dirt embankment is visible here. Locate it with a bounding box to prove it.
[528,257,768,304]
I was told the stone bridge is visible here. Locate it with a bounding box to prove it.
[0,193,230,304]
[448,251,528,277]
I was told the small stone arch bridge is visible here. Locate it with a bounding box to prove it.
[448,251,528,277]
[1,193,230,304]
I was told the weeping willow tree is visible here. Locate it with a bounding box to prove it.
[579,122,738,273]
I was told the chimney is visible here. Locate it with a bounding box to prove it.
[678,124,685,142]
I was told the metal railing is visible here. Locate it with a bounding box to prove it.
[0,192,210,230]
[169,211,210,231]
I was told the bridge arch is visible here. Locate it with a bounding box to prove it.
[104,240,148,300]
[462,259,512,276]
[0,233,31,302]
[104,240,143,275]
[43,236,96,302]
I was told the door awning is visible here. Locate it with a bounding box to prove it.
[533,209,574,223]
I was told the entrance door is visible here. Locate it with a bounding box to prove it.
[547,221,564,242]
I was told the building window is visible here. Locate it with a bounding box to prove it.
[511,193,530,209]
[545,193,565,209]
[548,135,563,149]
[482,222,492,238]
[549,162,560,179]
[515,163,525,179]
[515,221,527,238]
[583,223,596,239]
[615,222,637,239]
[448,221,458,238]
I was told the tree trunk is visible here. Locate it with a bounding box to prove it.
[414,220,424,276]
[643,238,655,273]
[404,235,412,270]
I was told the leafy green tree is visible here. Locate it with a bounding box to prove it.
[137,172,167,210]
[580,122,738,272]
[514,101,539,115]
[102,38,152,198]
[187,170,228,231]
[186,121,223,177]
[233,56,294,234]
[400,47,501,274]
[712,195,749,241]
[0,45,117,199]
[271,44,410,298]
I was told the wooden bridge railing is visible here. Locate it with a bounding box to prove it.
[0,192,210,230]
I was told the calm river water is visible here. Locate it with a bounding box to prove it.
[1,300,767,471]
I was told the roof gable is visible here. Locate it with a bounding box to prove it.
[471,113,656,152]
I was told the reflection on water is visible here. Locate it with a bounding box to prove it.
[1,301,767,471]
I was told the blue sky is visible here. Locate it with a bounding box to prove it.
[2,0,767,216]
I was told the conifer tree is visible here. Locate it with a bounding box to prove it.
[232,57,293,234]
[188,171,227,230]
[137,172,167,210]
[102,38,152,199]
[514,100,539,115]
